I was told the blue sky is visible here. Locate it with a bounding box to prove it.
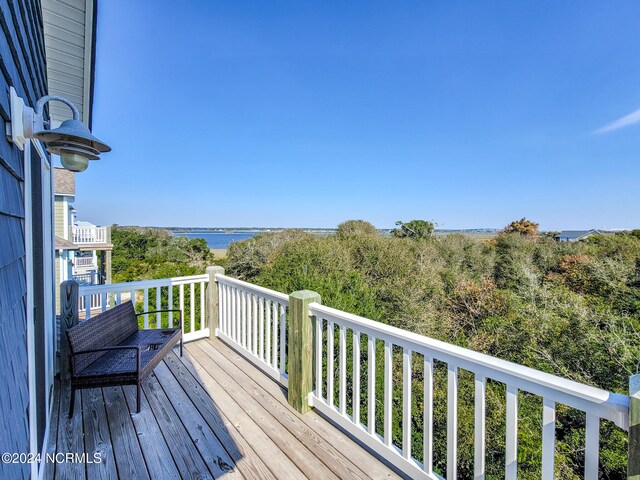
[76,1,640,230]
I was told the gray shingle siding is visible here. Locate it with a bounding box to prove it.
[0,1,48,478]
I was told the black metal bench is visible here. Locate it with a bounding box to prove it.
[66,300,182,417]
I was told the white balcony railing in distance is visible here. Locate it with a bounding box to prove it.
[78,274,209,343]
[73,225,108,244]
[74,256,96,268]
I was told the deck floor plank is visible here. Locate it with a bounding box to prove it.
[42,380,61,480]
[55,382,86,480]
[162,351,277,480]
[101,387,150,480]
[210,338,405,480]
[187,343,340,480]
[152,361,244,479]
[81,388,118,480]
[196,339,376,480]
[140,372,213,479]
[174,348,307,479]
[121,385,181,480]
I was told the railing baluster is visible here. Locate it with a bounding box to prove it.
[315,316,323,400]
[222,284,228,334]
[241,290,245,343]
[475,374,486,480]
[327,320,334,408]
[227,285,231,334]
[272,301,278,368]
[402,347,412,460]
[84,295,90,319]
[248,292,252,349]
[101,292,107,313]
[190,281,195,334]
[222,284,227,334]
[259,297,264,359]
[368,335,376,435]
[240,290,247,348]
[130,289,135,308]
[246,292,252,351]
[156,286,162,328]
[230,287,235,340]
[447,364,458,479]
[252,294,258,355]
[168,285,173,328]
[116,291,121,305]
[179,284,184,333]
[265,299,272,365]
[585,414,599,480]
[424,355,433,475]
[353,331,360,425]
[339,325,347,415]
[200,281,205,332]
[542,399,555,480]
[279,304,286,373]
[143,288,149,328]
[384,340,392,447]
[231,288,240,343]
[506,385,518,480]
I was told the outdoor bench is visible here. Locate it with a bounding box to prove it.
[65,300,182,417]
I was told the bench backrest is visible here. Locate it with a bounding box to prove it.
[67,301,139,373]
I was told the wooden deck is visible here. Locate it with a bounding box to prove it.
[45,338,404,479]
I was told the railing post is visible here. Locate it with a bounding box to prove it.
[288,290,321,414]
[59,280,79,381]
[206,266,225,340]
[630,374,640,479]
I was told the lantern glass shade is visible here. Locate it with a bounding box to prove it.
[60,152,89,172]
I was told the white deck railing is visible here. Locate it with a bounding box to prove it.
[72,270,633,479]
[73,225,108,244]
[78,274,209,343]
[307,302,629,480]
[215,274,289,386]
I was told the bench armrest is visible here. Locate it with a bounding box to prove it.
[136,309,183,333]
[70,345,141,376]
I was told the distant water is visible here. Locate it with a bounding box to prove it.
[172,232,258,249]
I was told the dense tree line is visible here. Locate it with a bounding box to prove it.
[223,220,640,479]
[111,226,213,282]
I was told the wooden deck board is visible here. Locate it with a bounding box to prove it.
[162,351,277,480]
[152,362,243,479]
[81,388,117,479]
[187,343,340,480]
[175,348,307,479]
[47,338,404,480]
[140,372,212,479]
[101,387,150,480]
[209,338,405,480]
[196,340,375,480]
[55,382,85,480]
[42,380,61,480]
[121,385,181,480]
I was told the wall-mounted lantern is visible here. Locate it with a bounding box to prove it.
[6,86,110,172]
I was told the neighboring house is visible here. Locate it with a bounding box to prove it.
[53,167,112,315]
[555,229,605,242]
[53,167,76,312]
[0,2,98,478]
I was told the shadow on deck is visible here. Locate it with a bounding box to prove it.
[45,338,403,479]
